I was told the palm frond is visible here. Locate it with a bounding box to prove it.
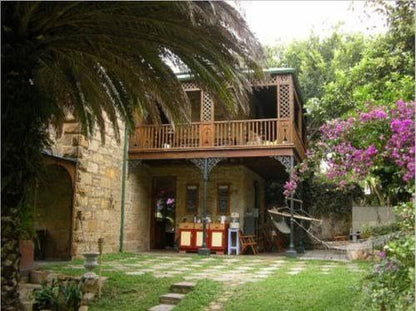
[2,1,265,141]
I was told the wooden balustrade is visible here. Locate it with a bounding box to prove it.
[129,119,306,154]
[291,124,306,159]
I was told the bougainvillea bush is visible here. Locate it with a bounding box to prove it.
[286,100,415,310]
[285,100,414,200]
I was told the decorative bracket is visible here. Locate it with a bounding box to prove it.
[271,155,294,173]
[190,158,224,181]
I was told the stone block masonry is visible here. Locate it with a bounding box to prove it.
[124,164,152,252]
[72,121,125,256]
[49,117,125,257]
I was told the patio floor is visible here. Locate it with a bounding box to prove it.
[45,250,359,288]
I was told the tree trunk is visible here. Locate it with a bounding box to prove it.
[1,215,22,310]
[1,65,50,310]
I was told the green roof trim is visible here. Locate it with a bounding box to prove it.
[176,67,305,107]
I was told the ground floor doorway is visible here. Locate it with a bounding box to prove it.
[150,176,176,250]
[34,164,73,260]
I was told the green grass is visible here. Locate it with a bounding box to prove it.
[225,264,366,311]
[90,273,181,311]
[40,254,369,311]
[175,279,222,311]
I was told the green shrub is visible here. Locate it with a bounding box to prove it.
[361,223,400,239]
[361,254,414,310]
[33,279,82,311]
[360,201,415,310]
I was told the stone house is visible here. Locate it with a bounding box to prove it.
[33,68,306,259]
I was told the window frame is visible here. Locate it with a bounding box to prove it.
[217,183,231,215]
[185,183,199,213]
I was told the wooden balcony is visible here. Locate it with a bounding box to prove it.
[128,70,307,161]
[129,118,306,160]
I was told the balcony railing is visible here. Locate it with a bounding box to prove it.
[129,119,305,156]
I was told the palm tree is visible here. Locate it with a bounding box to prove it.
[1,2,264,309]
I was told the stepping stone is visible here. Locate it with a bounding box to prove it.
[124,263,143,267]
[209,303,224,310]
[290,267,304,271]
[191,273,209,277]
[171,282,196,294]
[183,276,200,280]
[287,271,301,275]
[165,271,182,275]
[235,266,252,271]
[149,304,176,311]
[261,267,279,271]
[189,264,203,267]
[159,293,185,305]
[224,259,240,262]
[125,271,144,276]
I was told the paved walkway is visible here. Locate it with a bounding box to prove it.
[62,251,361,288]
[40,251,364,311]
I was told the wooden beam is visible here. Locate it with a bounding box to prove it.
[129,146,295,160]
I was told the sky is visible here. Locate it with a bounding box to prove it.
[239,1,388,45]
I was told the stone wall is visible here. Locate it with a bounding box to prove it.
[48,117,86,158]
[352,206,396,232]
[125,163,265,251]
[312,213,352,241]
[123,163,152,252]
[49,118,125,257]
[72,122,125,256]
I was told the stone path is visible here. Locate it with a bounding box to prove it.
[41,252,365,311]
[61,253,362,288]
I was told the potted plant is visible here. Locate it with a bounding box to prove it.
[19,195,36,271]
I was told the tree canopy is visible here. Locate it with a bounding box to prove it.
[2,2,265,141]
[266,0,415,139]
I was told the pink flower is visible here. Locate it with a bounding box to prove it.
[359,108,388,122]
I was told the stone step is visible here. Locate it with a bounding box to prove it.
[170,281,196,294]
[21,275,29,284]
[21,300,33,311]
[19,283,42,301]
[30,270,51,284]
[148,304,176,311]
[20,283,42,290]
[159,293,185,305]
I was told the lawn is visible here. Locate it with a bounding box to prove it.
[41,253,369,311]
[224,264,366,311]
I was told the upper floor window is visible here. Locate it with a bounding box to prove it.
[186,91,202,122]
[252,86,277,119]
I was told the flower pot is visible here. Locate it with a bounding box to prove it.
[19,240,35,271]
[82,252,99,279]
